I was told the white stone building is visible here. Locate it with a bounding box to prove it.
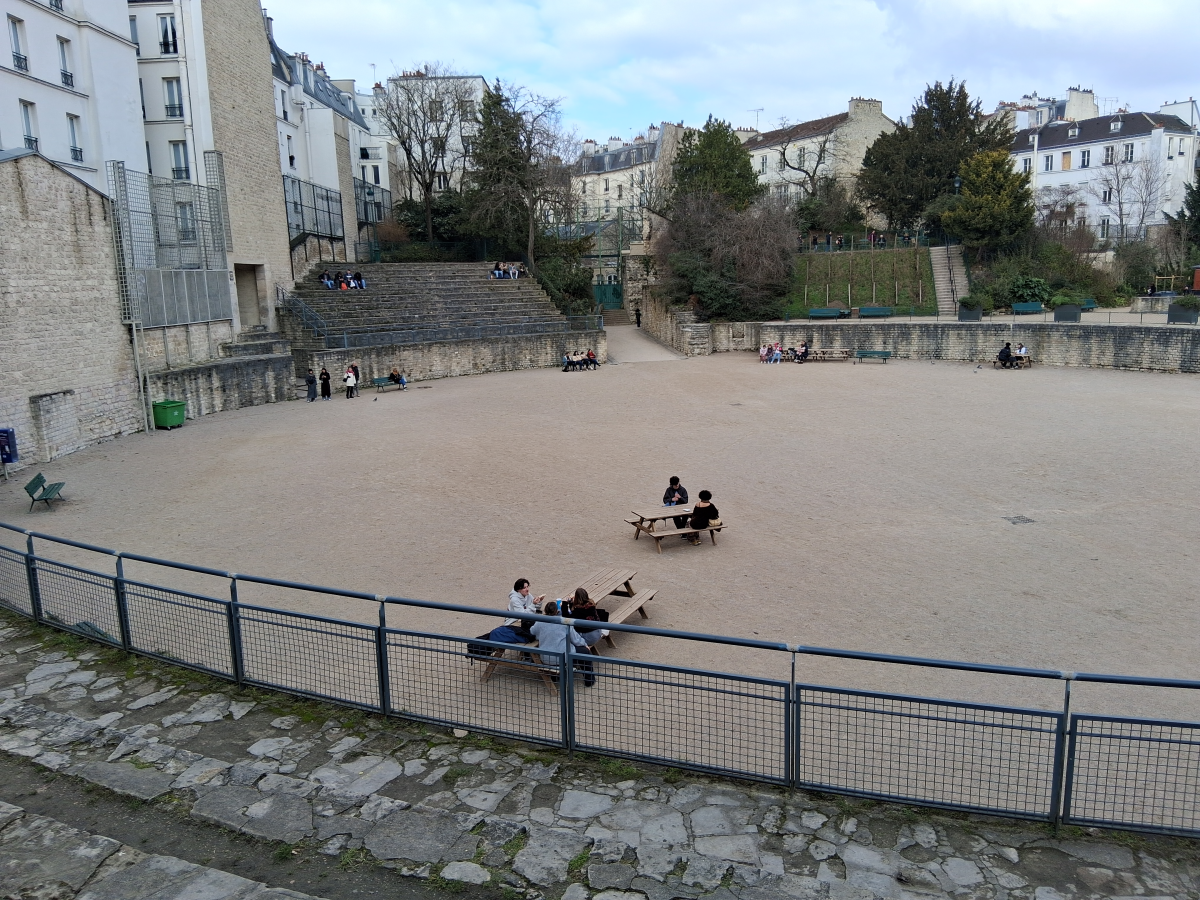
[355,83,401,197]
[1011,103,1199,241]
[740,99,896,202]
[574,123,691,223]
[1,0,142,191]
[991,87,1100,132]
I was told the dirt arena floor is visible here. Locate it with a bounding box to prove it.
[3,330,1199,721]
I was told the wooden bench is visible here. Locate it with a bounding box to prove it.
[595,589,656,649]
[804,348,851,362]
[992,355,1031,369]
[637,522,725,553]
[808,308,844,319]
[1012,302,1044,315]
[853,350,892,364]
[478,646,559,693]
[25,473,66,512]
[858,307,893,318]
[371,376,404,393]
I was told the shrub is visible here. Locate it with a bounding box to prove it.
[1009,275,1051,305]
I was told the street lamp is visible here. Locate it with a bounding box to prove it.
[953,176,962,194]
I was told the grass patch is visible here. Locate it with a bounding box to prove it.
[662,767,684,784]
[441,765,473,788]
[427,872,467,894]
[598,757,639,781]
[567,849,591,878]
[502,832,528,856]
[273,843,298,862]
[337,847,373,871]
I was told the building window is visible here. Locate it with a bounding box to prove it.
[20,100,36,151]
[1027,134,1035,145]
[372,164,380,185]
[435,173,450,191]
[604,198,610,213]
[580,181,586,196]
[280,89,288,122]
[776,183,789,200]
[603,178,609,192]
[1123,142,1134,162]
[286,134,294,168]
[457,99,475,118]
[9,17,27,71]
[1022,158,1031,173]
[129,16,139,54]
[139,78,145,118]
[177,201,196,242]
[158,15,177,54]
[1101,188,1112,204]
[797,147,806,167]
[1061,151,1071,171]
[1103,145,1115,165]
[1180,139,1188,155]
[616,184,622,200]
[145,141,152,174]
[1068,126,1079,139]
[170,140,189,179]
[1080,149,1090,168]
[67,114,81,161]
[580,202,588,218]
[1109,120,1121,133]
[58,39,73,88]
[760,155,767,173]
[1099,217,1110,238]
[164,78,183,117]
[1043,154,1053,172]
[776,153,786,172]
[1036,110,1044,125]
[427,99,444,120]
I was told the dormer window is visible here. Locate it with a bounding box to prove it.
[1109,120,1122,133]
[1068,126,1079,139]
[1027,134,1035,145]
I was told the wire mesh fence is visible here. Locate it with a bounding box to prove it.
[1064,715,1200,835]
[796,685,1062,819]
[386,631,564,746]
[284,175,345,243]
[1,520,1199,836]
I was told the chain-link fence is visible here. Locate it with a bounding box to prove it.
[1,521,1198,837]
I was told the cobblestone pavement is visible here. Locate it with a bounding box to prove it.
[2,618,1197,900]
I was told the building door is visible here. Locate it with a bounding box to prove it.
[234,264,262,328]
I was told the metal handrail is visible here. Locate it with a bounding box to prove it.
[277,287,330,342]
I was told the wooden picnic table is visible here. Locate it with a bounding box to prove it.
[561,567,655,651]
[626,506,693,540]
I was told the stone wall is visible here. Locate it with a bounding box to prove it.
[137,321,236,372]
[147,354,295,418]
[0,155,142,468]
[201,0,293,326]
[307,330,608,385]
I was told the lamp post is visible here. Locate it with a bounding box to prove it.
[954,175,962,195]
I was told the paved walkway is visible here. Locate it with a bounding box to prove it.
[1,615,1196,900]
[604,325,685,363]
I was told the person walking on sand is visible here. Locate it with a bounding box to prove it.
[305,369,317,402]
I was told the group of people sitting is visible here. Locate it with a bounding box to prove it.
[562,350,599,371]
[663,477,721,544]
[996,342,1030,369]
[759,342,810,364]
[320,271,366,291]
[474,579,610,685]
[490,262,526,280]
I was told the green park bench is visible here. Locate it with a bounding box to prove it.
[25,473,66,511]
[858,307,894,318]
[1080,298,1098,311]
[853,350,892,364]
[371,376,404,393]
[1012,302,1044,315]
[808,308,844,320]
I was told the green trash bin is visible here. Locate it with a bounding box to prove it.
[152,399,187,429]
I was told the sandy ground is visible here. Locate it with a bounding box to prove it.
[3,326,1198,721]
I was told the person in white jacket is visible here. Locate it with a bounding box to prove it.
[342,368,356,399]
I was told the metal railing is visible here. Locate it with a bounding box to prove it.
[160,40,177,54]
[69,146,82,162]
[23,136,38,151]
[60,69,73,88]
[0,520,1197,837]
[172,166,189,180]
[12,52,28,71]
[165,104,183,118]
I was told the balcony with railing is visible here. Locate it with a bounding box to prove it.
[70,146,83,162]
[50,0,64,9]
[359,147,383,160]
[172,166,190,180]
[165,104,183,118]
[60,69,73,88]
[12,52,28,72]
[24,136,38,152]
[160,40,177,54]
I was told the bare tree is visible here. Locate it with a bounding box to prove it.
[769,130,841,198]
[377,63,478,241]
[1087,150,1166,244]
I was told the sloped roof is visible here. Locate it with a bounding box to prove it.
[579,140,659,175]
[1012,112,1194,152]
[742,113,849,151]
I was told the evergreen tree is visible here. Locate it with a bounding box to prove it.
[463,80,527,252]
[1165,179,1200,250]
[858,80,1013,230]
[672,116,764,211]
[941,150,1034,253]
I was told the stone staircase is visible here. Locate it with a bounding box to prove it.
[603,308,631,326]
[219,326,291,359]
[929,245,969,315]
[278,263,576,375]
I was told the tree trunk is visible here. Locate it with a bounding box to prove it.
[423,188,435,243]
[526,202,537,275]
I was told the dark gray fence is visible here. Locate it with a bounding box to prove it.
[0,522,1197,837]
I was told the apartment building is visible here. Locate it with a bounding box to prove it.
[1,0,142,190]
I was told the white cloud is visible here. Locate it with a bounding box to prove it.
[268,0,1197,141]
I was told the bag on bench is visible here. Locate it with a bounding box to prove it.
[466,634,494,660]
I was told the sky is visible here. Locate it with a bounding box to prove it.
[268,0,1197,141]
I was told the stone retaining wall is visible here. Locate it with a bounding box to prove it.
[640,292,1200,373]
[147,355,296,418]
[307,330,608,385]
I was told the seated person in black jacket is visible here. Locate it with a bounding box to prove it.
[686,490,720,545]
[565,588,608,649]
[663,476,689,529]
[997,342,1014,368]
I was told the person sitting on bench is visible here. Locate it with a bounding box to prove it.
[563,588,609,648]
[663,476,689,530]
[388,367,408,390]
[685,490,720,545]
[505,578,544,626]
[997,342,1014,369]
[586,349,598,370]
[797,341,809,363]
[531,600,594,686]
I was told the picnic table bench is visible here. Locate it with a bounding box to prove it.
[565,567,656,649]
[477,644,559,692]
[992,354,1032,369]
[1012,302,1044,315]
[25,473,66,511]
[808,308,845,320]
[625,507,724,553]
[806,348,851,362]
[853,350,892,363]
[858,307,893,318]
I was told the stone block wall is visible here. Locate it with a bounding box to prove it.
[137,321,235,372]
[0,155,142,468]
[147,355,295,418]
[308,330,608,385]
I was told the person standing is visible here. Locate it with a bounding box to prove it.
[350,363,361,397]
[634,307,642,328]
[305,369,317,402]
[319,368,332,400]
[663,476,689,529]
[343,367,357,399]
